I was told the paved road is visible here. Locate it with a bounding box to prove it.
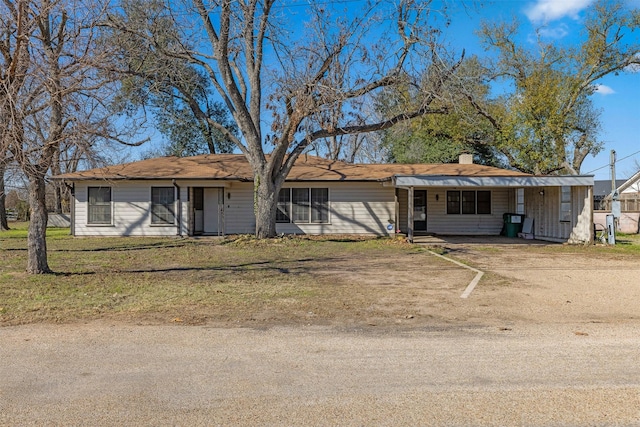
[2,322,640,426]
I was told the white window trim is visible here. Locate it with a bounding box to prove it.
[276,187,331,224]
[87,186,113,226]
[150,186,177,226]
[560,186,572,223]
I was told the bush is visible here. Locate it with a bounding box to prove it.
[15,200,30,221]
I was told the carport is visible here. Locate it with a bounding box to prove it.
[394,174,594,244]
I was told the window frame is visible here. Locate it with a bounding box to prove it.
[291,188,310,223]
[87,186,112,225]
[446,190,492,215]
[560,186,572,222]
[446,191,461,215]
[476,191,492,215]
[150,186,176,225]
[311,188,329,223]
[276,187,330,224]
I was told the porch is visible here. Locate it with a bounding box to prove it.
[393,174,595,244]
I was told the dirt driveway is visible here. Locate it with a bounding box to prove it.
[414,236,640,327]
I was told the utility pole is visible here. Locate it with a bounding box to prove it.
[611,150,617,197]
[608,150,618,245]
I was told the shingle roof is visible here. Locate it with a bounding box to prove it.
[53,154,531,181]
[593,179,626,197]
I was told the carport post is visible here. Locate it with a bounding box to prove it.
[408,186,414,243]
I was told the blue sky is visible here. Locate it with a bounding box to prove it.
[440,0,640,180]
[132,0,639,180]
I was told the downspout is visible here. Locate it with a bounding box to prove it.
[173,180,182,237]
[394,188,399,235]
[67,182,75,236]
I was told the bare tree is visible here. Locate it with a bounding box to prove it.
[0,162,8,230]
[1,0,144,273]
[107,0,460,238]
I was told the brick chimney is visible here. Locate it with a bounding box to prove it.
[459,153,474,164]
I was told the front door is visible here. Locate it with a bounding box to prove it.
[413,190,427,232]
[203,188,220,234]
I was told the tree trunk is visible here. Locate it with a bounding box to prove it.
[51,183,62,214]
[27,175,52,274]
[254,173,279,238]
[0,164,9,231]
[51,152,63,213]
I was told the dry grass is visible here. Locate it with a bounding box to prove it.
[3,222,639,328]
[1,225,424,326]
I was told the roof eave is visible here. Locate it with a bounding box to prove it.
[394,175,594,187]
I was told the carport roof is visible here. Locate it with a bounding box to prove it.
[393,175,594,187]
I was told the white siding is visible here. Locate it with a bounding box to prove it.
[224,183,257,234]
[275,182,395,235]
[77,180,597,239]
[398,187,510,235]
[73,181,188,237]
[398,189,408,232]
[524,186,591,243]
[206,181,396,235]
[203,188,221,234]
[428,188,509,235]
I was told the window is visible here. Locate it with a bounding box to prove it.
[447,190,491,215]
[447,191,461,214]
[560,186,571,222]
[277,188,329,224]
[515,188,525,215]
[292,188,310,222]
[276,188,291,223]
[193,188,204,211]
[88,187,112,224]
[462,191,476,214]
[477,191,491,214]
[151,187,175,225]
[311,188,329,223]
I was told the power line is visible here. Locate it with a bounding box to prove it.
[585,149,640,175]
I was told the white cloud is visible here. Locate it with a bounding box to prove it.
[525,0,594,23]
[594,84,615,95]
[537,24,569,39]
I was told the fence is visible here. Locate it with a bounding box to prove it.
[599,194,640,212]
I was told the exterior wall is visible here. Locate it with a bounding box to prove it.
[397,187,511,235]
[273,182,395,235]
[73,180,189,237]
[594,211,640,234]
[70,179,593,241]
[620,177,640,194]
[210,181,397,235]
[398,189,408,232]
[524,186,592,243]
[73,180,396,236]
[224,182,257,234]
[568,186,593,244]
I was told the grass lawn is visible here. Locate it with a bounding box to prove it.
[1,223,426,326]
[2,222,639,327]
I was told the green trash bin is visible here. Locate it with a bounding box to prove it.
[503,213,524,237]
[505,222,520,237]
